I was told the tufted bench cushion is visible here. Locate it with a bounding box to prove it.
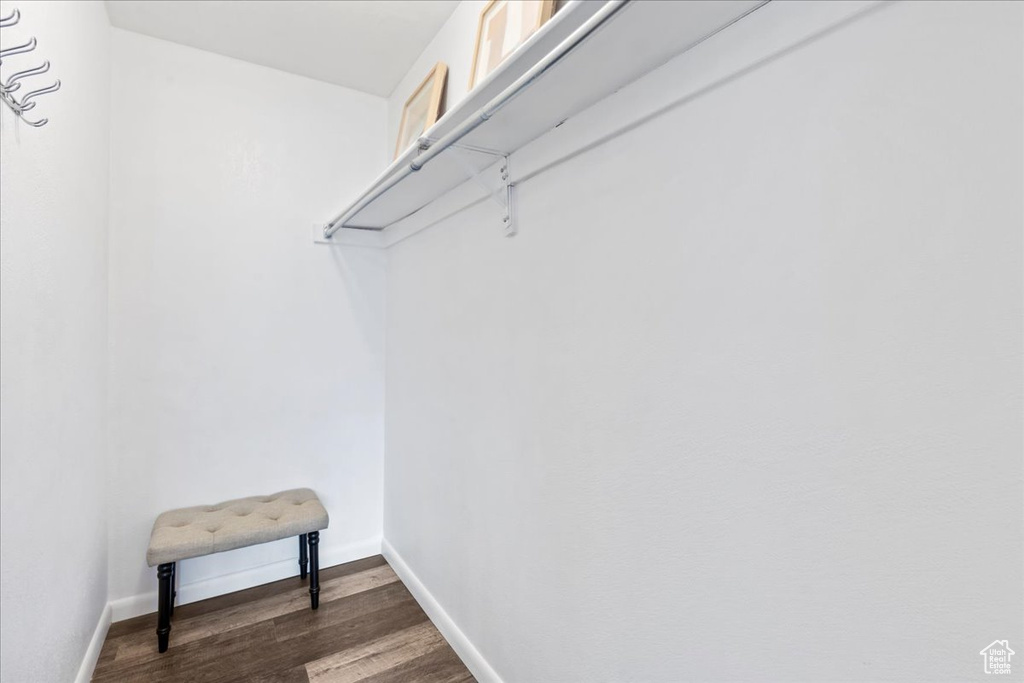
[146,488,329,567]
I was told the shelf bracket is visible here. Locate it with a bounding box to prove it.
[449,144,516,237]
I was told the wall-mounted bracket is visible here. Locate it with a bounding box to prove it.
[449,144,516,237]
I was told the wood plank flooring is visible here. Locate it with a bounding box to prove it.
[93,555,474,683]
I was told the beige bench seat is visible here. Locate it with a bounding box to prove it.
[146,488,329,566]
[145,487,328,653]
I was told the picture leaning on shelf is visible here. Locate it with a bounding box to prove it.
[469,0,557,89]
[395,61,449,160]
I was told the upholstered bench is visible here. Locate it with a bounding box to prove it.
[146,488,329,652]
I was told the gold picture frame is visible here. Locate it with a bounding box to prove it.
[394,61,449,159]
[469,0,556,90]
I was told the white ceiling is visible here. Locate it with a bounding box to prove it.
[104,0,460,97]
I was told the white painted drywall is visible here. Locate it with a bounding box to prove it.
[107,29,388,606]
[383,1,1023,681]
[0,2,112,681]
[104,0,460,98]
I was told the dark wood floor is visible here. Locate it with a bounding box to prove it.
[93,555,474,683]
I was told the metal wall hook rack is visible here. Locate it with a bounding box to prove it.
[0,7,61,128]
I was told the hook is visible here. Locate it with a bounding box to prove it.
[19,79,59,106]
[0,8,20,28]
[18,113,48,127]
[0,10,59,128]
[0,36,36,63]
[5,60,49,92]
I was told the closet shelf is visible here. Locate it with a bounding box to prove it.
[323,0,764,236]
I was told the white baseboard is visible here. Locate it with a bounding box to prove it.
[75,602,112,683]
[381,538,503,683]
[109,536,382,622]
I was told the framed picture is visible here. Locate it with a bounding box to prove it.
[395,62,449,159]
[469,0,556,90]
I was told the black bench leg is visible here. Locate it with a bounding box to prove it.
[299,534,308,580]
[308,531,320,610]
[170,562,177,617]
[157,563,173,653]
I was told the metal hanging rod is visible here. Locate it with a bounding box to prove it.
[323,0,632,238]
[0,8,61,128]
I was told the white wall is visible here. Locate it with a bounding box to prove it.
[384,2,1023,681]
[107,29,388,609]
[0,2,111,682]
